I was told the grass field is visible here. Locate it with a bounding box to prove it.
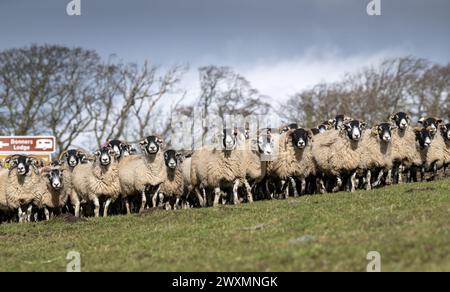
[1,180,450,272]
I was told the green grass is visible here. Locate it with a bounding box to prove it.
[1,180,450,272]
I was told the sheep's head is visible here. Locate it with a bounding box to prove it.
[107,140,133,158]
[44,168,64,190]
[255,129,274,156]
[418,117,443,135]
[441,123,450,141]
[415,127,434,149]
[342,120,366,141]
[140,136,163,155]
[94,147,115,166]
[7,155,36,176]
[50,160,64,168]
[390,112,410,130]
[62,149,87,168]
[333,115,353,130]
[291,128,313,149]
[222,128,238,150]
[164,150,181,169]
[371,123,397,142]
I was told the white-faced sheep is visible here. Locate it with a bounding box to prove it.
[118,136,166,213]
[71,147,121,217]
[312,120,367,193]
[358,123,396,190]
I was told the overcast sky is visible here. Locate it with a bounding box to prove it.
[0,0,449,100]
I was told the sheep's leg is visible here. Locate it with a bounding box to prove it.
[44,208,50,221]
[174,197,180,210]
[26,205,33,222]
[233,180,241,205]
[103,198,112,217]
[213,187,221,207]
[398,165,404,184]
[158,193,165,207]
[265,179,273,199]
[444,164,449,178]
[289,177,299,197]
[332,176,342,193]
[349,172,357,192]
[72,192,81,218]
[138,188,147,212]
[93,197,100,218]
[431,163,438,181]
[421,167,426,182]
[243,179,254,203]
[365,170,372,190]
[300,177,307,195]
[194,188,205,207]
[18,207,24,223]
[372,170,384,187]
[317,177,326,194]
[386,169,393,185]
[124,197,131,215]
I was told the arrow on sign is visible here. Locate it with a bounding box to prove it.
[0,141,10,149]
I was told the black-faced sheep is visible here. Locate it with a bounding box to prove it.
[118,136,166,213]
[71,147,121,217]
[312,120,367,193]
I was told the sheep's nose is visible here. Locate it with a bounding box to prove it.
[53,182,61,188]
[383,135,391,141]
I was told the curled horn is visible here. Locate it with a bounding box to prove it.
[58,150,70,161]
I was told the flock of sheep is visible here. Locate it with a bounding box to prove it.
[1,111,449,223]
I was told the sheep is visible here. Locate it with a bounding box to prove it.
[59,149,89,170]
[190,128,247,207]
[155,150,185,209]
[71,147,121,217]
[241,128,275,202]
[106,139,136,160]
[312,120,367,193]
[418,117,444,136]
[358,123,396,190]
[410,127,438,182]
[270,128,316,197]
[118,136,166,214]
[416,125,447,181]
[32,166,71,220]
[441,124,450,177]
[1,155,41,222]
[389,112,419,183]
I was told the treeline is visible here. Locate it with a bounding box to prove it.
[0,45,449,152]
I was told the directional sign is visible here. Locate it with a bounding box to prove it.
[0,136,56,153]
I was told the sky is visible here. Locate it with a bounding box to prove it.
[0,0,449,101]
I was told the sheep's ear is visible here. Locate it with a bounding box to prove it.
[360,122,367,130]
[94,150,101,156]
[418,117,425,124]
[389,113,397,122]
[437,119,444,125]
[390,124,398,130]
[156,138,164,145]
[307,129,313,139]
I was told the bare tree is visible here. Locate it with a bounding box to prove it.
[0,45,101,151]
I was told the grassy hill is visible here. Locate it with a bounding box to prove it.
[1,180,450,272]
